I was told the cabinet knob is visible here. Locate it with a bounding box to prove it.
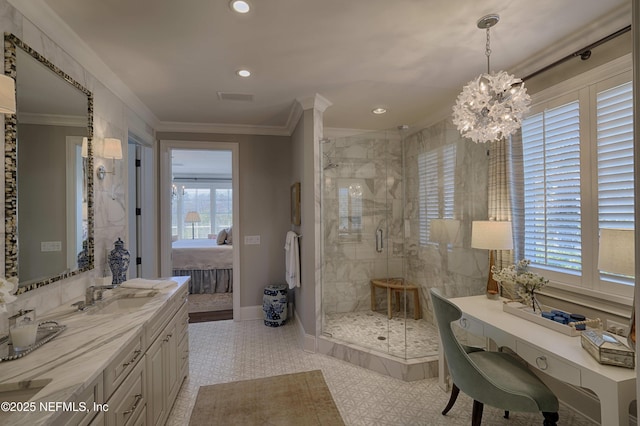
[535,356,548,370]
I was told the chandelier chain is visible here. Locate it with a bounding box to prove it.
[485,28,491,73]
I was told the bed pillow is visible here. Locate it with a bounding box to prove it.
[225,227,233,245]
[216,229,227,245]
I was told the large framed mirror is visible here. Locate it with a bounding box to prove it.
[4,33,94,294]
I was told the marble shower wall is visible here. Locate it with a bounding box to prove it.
[404,119,489,321]
[321,119,490,322]
[321,131,404,314]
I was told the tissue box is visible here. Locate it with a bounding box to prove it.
[580,330,635,369]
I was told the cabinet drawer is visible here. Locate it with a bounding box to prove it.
[104,333,143,398]
[105,358,146,426]
[516,340,581,385]
[146,307,172,349]
[58,373,105,426]
[458,315,484,336]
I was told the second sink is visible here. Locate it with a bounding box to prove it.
[90,295,154,315]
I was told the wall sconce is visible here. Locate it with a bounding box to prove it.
[97,138,123,180]
[0,74,16,114]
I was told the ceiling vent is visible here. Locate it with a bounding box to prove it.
[217,92,254,102]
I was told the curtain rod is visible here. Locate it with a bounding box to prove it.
[522,25,631,82]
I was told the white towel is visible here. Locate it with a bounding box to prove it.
[120,278,177,290]
[284,231,300,289]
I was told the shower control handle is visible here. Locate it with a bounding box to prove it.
[376,228,383,253]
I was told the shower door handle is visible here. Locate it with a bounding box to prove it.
[376,228,383,253]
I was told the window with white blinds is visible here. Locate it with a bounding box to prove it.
[418,144,456,245]
[521,67,634,295]
[522,101,582,274]
[597,81,634,284]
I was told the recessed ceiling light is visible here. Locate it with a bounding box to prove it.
[372,108,387,115]
[237,69,251,77]
[230,0,250,13]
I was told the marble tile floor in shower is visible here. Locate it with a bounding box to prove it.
[323,310,440,359]
[167,319,596,425]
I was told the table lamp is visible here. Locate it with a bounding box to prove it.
[598,228,635,348]
[471,220,513,299]
[185,211,201,239]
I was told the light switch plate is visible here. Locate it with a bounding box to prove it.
[41,241,62,252]
[244,235,260,245]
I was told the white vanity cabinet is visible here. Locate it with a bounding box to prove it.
[145,288,189,426]
[96,280,188,426]
[0,278,190,426]
[104,358,146,426]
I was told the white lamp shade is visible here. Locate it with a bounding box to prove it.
[471,220,513,250]
[185,211,201,223]
[81,137,88,158]
[598,228,635,276]
[0,74,16,114]
[430,219,461,244]
[103,138,123,159]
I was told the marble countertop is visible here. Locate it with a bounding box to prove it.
[0,276,189,426]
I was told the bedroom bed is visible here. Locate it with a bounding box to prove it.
[171,239,233,294]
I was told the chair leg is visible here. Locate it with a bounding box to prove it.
[471,400,484,426]
[542,412,559,426]
[441,383,460,415]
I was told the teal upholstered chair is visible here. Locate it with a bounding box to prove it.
[430,288,559,426]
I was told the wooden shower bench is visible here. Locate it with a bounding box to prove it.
[370,278,422,320]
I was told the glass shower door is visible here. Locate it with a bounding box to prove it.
[320,129,402,356]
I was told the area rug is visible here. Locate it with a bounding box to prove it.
[188,370,345,426]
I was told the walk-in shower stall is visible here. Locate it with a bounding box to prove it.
[320,120,490,362]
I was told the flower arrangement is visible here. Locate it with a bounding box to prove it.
[491,259,548,312]
[0,277,18,313]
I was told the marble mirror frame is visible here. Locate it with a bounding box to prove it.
[4,33,95,295]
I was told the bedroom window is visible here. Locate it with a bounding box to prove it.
[172,183,232,240]
[521,63,633,297]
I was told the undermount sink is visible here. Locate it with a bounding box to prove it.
[90,296,153,315]
[0,378,52,403]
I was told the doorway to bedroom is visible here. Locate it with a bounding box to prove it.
[159,141,240,323]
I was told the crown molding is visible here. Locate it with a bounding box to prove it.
[296,93,333,112]
[8,0,160,129]
[510,3,632,79]
[18,112,86,127]
[155,120,292,136]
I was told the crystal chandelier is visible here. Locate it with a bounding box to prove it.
[452,14,531,143]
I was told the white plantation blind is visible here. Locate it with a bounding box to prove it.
[597,82,634,229]
[418,145,456,245]
[522,101,582,274]
[597,82,634,284]
[521,66,634,294]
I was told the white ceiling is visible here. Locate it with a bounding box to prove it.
[37,0,629,134]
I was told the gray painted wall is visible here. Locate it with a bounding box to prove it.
[156,132,293,309]
[18,123,86,283]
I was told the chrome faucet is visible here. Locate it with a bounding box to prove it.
[85,284,119,306]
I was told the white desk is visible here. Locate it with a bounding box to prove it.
[441,296,636,425]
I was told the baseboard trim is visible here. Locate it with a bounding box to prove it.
[292,309,316,353]
[238,305,263,321]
